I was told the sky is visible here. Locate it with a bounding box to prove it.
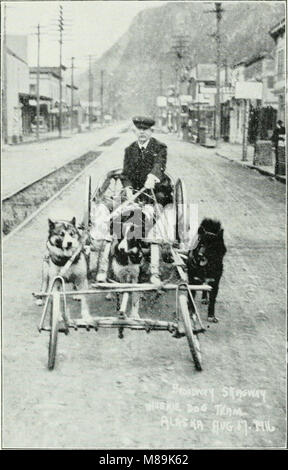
[4,1,166,72]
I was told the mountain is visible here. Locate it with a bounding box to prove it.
[77,1,285,118]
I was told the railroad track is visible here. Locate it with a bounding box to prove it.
[2,136,121,238]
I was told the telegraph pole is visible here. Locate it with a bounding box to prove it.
[215,2,223,146]
[70,56,74,132]
[242,99,250,161]
[2,3,8,143]
[58,5,64,137]
[224,57,228,86]
[205,3,224,146]
[170,33,190,134]
[36,23,40,140]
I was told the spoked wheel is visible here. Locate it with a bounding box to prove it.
[83,175,92,228]
[48,279,65,370]
[83,175,92,273]
[175,178,188,246]
[178,293,202,371]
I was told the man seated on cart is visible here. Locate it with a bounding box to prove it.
[121,116,173,207]
[94,116,174,283]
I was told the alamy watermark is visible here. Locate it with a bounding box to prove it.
[90,200,199,245]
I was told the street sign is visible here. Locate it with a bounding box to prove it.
[235,81,263,99]
[199,86,216,94]
[167,96,178,105]
[179,95,192,105]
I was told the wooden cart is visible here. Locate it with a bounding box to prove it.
[34,170,211,371]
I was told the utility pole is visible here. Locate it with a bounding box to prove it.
[224,57,228,86]
[70,56,74,132]
[100,70,104,125]
[169,33,190,134]
[205,3,225,146]
[88,55,93,129]
[215,2,223,147]
[2,3,8,144]
[242,99,250,161]
[58,4,64,137]
[36,23,40,140]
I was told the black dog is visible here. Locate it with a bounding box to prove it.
[187,218,227,322]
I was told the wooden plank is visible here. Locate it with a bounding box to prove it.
[170,247,188,280]
[73,317,179,330]
[120,292,129,314]
[33,283,212,297]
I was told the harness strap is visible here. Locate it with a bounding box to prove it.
[48,251,82,267]
[46,237,84,268]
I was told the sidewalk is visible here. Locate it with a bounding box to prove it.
[2,123,110,148]
[216,142,286,184]
[17,128,75,144]
[1,122,128,199]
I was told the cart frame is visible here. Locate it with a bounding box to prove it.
[34,169,211,371]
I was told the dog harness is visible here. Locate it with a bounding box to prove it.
[46,241,82,267]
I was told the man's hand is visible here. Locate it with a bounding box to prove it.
[144,173,160,190]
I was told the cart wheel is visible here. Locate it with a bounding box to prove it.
[179,294,202,371]
[48,280,63,370]
[83,175,92,273]
[175,178,188,245]
[83,175,92,228]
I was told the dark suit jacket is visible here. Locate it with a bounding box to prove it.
[121,137,167,190]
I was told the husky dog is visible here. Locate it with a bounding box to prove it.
[111,223,144,319]
[187,218,227,323]
[37,217,92,321]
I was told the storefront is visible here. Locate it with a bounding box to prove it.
[19,92,52,135]
[188,102,216,142]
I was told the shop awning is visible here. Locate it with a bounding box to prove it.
[19,92,52,103]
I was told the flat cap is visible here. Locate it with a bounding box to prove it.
[132,116,155,130]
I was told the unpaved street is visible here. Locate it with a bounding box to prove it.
[2,129,286,449]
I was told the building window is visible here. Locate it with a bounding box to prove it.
[30,84,36,93]
[277,49,284,78]
[267,76,274,89]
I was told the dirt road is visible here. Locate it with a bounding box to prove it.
[2,130,286,449]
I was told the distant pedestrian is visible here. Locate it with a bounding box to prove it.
[271,120,286,174]
[271,120,285,146]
